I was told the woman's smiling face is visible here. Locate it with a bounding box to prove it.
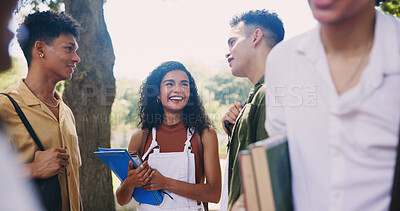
[159,70,191,114]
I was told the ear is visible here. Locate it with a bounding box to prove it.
[251,28,264,47]
[33,41,46,57]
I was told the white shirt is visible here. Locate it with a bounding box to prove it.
[265,10,400,211]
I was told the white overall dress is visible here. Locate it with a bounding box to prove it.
[137,127,205,211]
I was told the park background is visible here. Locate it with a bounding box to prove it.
[1,0,398,210]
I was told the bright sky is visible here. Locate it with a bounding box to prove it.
[9,0,317,81]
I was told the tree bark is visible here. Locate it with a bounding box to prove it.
[63,0,116,210]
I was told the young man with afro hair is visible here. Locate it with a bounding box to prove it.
[0,11,82,211]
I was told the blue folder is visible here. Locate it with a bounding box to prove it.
[94,148,163,205]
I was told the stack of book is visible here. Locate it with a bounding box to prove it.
[238,135,293,211]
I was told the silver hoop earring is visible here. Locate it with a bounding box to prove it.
[157,98,161,103]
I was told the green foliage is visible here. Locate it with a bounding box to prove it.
[379,0,400,17]
[110,79,141,131]
[122,82,141,125]
[204,71,252,105]
[55,81,65,95]
[17,0,109,12]
[0,58,27,90]
[17,0,64,12]
[202,93,231,133]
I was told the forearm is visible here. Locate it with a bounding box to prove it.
[23,163,39,178]
[116,181,135,206]
[23,160,60,179]
[164,177,220,203]
[23,148,69,179]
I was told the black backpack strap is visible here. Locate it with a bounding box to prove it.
[390,125,400,211]
[0,93,45,151]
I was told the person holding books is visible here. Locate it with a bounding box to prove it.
[116,61,221,210]
[220,9,285,210]
[0,11,82,211]
[265,0,400,210]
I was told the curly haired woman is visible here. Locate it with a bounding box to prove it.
[116,61,221,211]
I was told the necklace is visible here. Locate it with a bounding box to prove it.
[25,80,60,108]
[337,43,373,95]
[42,99,60,108]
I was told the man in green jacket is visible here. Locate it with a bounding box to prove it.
[220,9,285,210]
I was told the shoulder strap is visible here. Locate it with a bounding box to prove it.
[0,93,45,151]
[195,131,209,211]
[139,129,150,157]
[390,126,400,211]
[195,132,204,176]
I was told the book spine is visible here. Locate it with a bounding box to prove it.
[250,146,276,211]
[239,150,261,211]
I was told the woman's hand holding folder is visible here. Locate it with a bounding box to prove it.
[142,169,166,191]
[124,160,153,187]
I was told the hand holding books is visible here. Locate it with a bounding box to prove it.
[142,168,171,192]
[123,151,153,188]
[124,160,152,188]
[94,148,163,205]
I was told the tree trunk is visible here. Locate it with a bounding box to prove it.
[63,0,116,210]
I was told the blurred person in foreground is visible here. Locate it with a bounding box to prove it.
[0,0,42,210]
[0,10,82,211]
[265,0,400,210]
[220,9,284,210]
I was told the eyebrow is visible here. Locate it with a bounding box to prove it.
[68,42,76,47]
[163,79,174,84]
[163,79,189,83]
[67,42,79,50]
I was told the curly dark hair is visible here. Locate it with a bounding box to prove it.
[16,11,81,67]
[138,61,214,135]
[230,9,285,48]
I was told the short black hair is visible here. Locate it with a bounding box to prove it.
[16,11,81,66]
[230,9,285,48]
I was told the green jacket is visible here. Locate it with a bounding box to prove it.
[227,76,269,210]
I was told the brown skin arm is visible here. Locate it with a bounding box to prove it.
[142,128,222,203]
[25,147,70,179]
[116,129,152,206]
